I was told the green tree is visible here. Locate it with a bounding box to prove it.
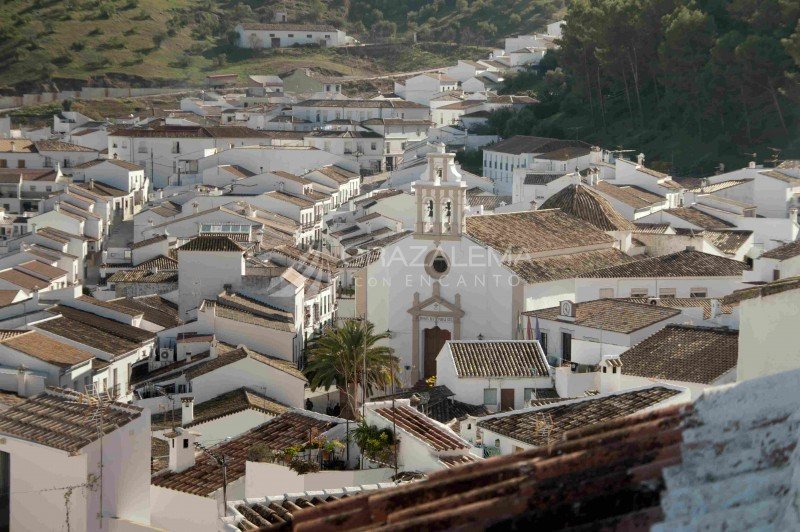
[304,320,398,420]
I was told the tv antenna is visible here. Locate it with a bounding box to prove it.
[80,382,119,529]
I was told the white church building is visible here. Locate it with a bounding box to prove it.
[359,146,621,386]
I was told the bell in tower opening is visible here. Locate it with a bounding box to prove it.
[413,144,468,240]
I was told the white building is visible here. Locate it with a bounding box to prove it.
[364,399,480,472]
[360,147,619,385]
[726,276,800,382]
[609,324,738,398]
[575,249,748,301]
[235,23,350,48]
[473,385,687,455]
[150,411,344,532]
[435,340,552,411]
[0,388,150,531]
[524,298,686,369]
[483,136,595,195]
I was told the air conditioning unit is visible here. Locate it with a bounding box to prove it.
[158,347,174,362]
[647,297,660,305]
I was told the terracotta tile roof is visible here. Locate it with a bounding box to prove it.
[486,136,590,155]
[131,234,169,249]
[523,173,566,185]
[106,269,178,284]
[151,387,289,431]
[760,239,800,260]
[633,222,672,234]
[75,295,144,317]
[185,342,305,381]
[240,22,338,31]
[0,390,25,408]
[76,181,127,198]
[0,330,94,368]
[263,190,315,208]
[449,341,549,378]
[506,248,634,284]
[152,412,337,495]
[0,285,27,303]
[74,158,143,171]
[760,169,800,185]
[466,194,512,210]
[210,292,296,333]
[288,367,800,531]
[34,140,95,152]
[37,226,87,242]
[525,299,681,334]
[478,386,681,446]
[690,178,752,193]
[664,207,735,229]
[15,260,68,280]
[539,184,635,231]
[178,235,245,252]
[0,268,50,290]
[465,210,614,255]
[37,305,154,355]
[296,99,428,109]
[132,255,178,271]
[111,125,284,139]
[619,325,737,384]
[315,165,359,184]
[578,249,748,278]
[537,146,591,161]
[272,245,339,274]
[107,295,182,328]
[723,275,800,304]
[0,388,142,453]
[439,454,480,468]
[149,202,181,218]
[231,486,393,529]
[702,230,752,254]
[620,297,734,319]
[374,405,469,451]
[218,164,255,178]
[0,139,35,153]
[151,437,169,473]
[285,402,687,530]
[594,181,665,209]
[372,384,490,423]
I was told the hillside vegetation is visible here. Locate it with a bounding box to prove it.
[0,0,562,91]
[478,0,800,177]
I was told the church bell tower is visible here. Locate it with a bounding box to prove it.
[413,143,468,241]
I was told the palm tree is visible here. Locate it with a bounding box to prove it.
[304,320,399,420]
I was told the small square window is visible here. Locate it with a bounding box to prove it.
[183,438,189,449]
[689,288,708,298]
[630,288,648,297]
[483,388,497,406]
[659,288,677,298]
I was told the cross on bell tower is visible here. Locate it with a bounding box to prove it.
[414,143,467,240]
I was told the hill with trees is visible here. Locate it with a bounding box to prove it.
[0,0,564,91]
[478,0,800,176]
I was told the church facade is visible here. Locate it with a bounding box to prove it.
[363,147,521,385]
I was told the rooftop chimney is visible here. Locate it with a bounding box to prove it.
[181,396,195,426]
[748,161,756,169]
[637,153,645,166]
[89,179,95,190]
[710,299,722,320]
[599,358,622,394]
[166,427,197,473]
[9,141,15,152]
[685,245,696,252]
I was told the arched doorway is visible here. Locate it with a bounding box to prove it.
[423,326,451,379]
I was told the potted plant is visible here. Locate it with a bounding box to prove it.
[289,458,321,475]
[322,439,344,461]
